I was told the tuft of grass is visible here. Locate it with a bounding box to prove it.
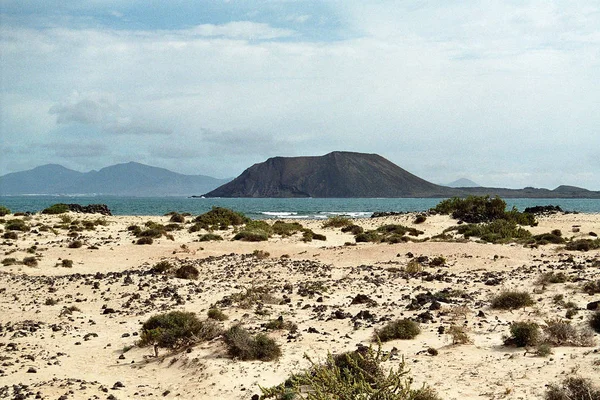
[22,256,38,267]
[198,233,223,242]
[223,324,281,361]
[543,319,595,347]
[264,316,298,333]
[447,325,471,345]
[536,272,569,285]
[5,219,29,232]
[151,260,174,274]
[322,216,352,228]
[582,280,600,295]
[272,221,304,237]
[374,319,420,342]
[490,291,534,310]
[252,249,270,259]
[1,257,17,266]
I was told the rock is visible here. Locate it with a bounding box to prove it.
[26,367,37,373]
[587,300,600,310]
[66,204,112,216]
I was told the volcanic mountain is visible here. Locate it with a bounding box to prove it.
[203,152,457,198]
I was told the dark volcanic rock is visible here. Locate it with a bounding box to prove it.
[66,204,112,215]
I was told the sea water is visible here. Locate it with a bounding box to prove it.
[1,196,600,219]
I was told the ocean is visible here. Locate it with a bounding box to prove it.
[1,196,600,219]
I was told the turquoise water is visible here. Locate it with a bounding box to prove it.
[1,196,600,218]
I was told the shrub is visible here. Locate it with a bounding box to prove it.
[582,280,600,295]
[355,231,382,243]
[0,206,10,216]
[374,319,420,342]
[1,257,17,266]
[5,219,29,232]
[224,286,280,309]
[151,260,174,274]
[264,316,297,333]
[223,325,281,361]
[139,311,221,352]
[22,256,38,267]
[341,224,363,234]
[543,319,595,347]
[432,195,508,223]
[68,240,83,249]
[169,213,185,223]
[252,249,270,259]
[589,311,600,333]
[322,216,351,228]
[454,219,531,243]
[545,376,600,400]
[207,307,228,321]
[61,259,73,268]
[2,231,18,240]
[377,224,424,237]
[174,264,199,280]
[233,230,269,242]
[272,221,304,237]
[136,237,153,245]
[505,321,540,347]
[193,207,249,230]
[198,233,223,242]
[447,325,471,345]
[490,291,534,310]
[532,232,565,245]
[261,345,440,400]
[566,239,600,252]
[537,272,569,285]
[42,203,70,214]
[414,214,427,224]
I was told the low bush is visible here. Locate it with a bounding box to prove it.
[322,216,351,228]
[589,311,600,333]
[543,319,595,347]
[447,325,471,345]
[453,219,532,243]
[545,376,600,400]
[5,219,29,232]
[532,231,565,245]
[1,257,17,266]
[207,307,228,321]
[169,213,185,223]
[61,259,73,268]
[582,280,600,295]
[490,291,535,310]
[505,321,540,347]
[42,203,70,214]
[22,256,38,267]
[272,221,304,237]
[341,224,364,234]
[536,272,569,285]
[261,345,440,400]
[252,249,270,259]
[374,319,420,342]
[198,233,223,241]
[432,195,536,226]
[223,324,281,361]
[151,260,174,274]
[2,231,18,240]
[194,207,249,230]
[264,316,298,333]
[233,230,269,242]
[174,264,199,280]
[136,237,153,245]
[139,311,221,352]
[414,214,427,224]
[565,239,600,252]
[0,206,10,216]
[68,240,83,249]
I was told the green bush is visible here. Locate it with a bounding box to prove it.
[506,321,540,347]
[543,319,595,347]
[490,291,534,310]
[272,221,304,237]
[264,316,298,333]
[169,213,185,223]
[223,324,281,361]
[545,376,600,400]
[139,311,221,351]
[5,219,29,232]
[0,206,10,216]
[341,224,364,235]
[194,207,249,230]
[261,345,440,400]
[61,259,74,268]
[454,219,531,243]
[414,214,427,224]
[198,233,223,241]
[355,231,382,243]
[589,311,600,333]
[68,240,83,249]
[42,203,70,214]
[377,224,424,237]
[322,216,351,228]
[207,307,228,321]
[532,232,565,245]
[233,230,269,242]
[1,257,17,266]
[374,319,420,342]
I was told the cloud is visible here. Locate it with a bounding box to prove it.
[49,93,172,135]
[186,21,295,40]
[43,141,109,158]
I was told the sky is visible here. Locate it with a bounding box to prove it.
[1,1,599,190]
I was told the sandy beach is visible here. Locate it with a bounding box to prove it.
[1,210,599,399]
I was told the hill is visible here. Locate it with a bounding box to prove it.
[445,178,481,188]
[203,151,458,198]
[0,162,229,196]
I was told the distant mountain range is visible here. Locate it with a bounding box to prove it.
[445,178,481,188]
[0,162,230,196]
[203,152,600,198]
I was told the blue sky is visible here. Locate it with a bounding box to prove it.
[1,1,599,189]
